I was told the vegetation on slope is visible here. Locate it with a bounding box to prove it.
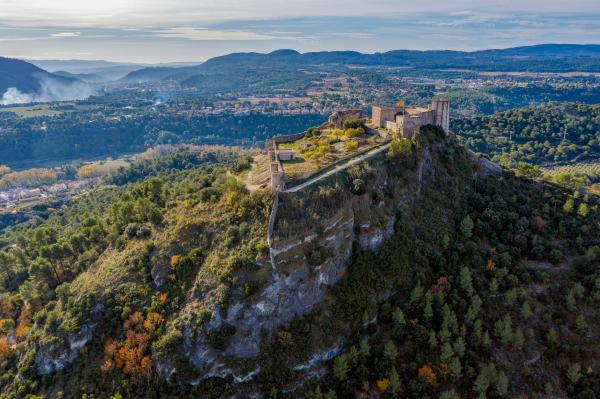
[249,126,600,398]
[454,102,600,166]
[0,151,272,398]
[0,124,600,398]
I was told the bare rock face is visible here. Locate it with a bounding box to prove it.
[150,249,172,288]
[165,139,468,386]
[473,154,503,176]
[35,323,94,375]
[182,210,355,382]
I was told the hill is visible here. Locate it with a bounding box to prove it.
[453,102,600,166]
[121,44,600,84]
[1,127,600,397]
[0,58,93,105]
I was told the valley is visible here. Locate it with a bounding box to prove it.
[1,43,600,398]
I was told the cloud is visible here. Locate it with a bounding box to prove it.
[153,27,276,41]
[327,32,377,39]
[152,27,311,41]
[3,0,600,28]
[51,31,80,37]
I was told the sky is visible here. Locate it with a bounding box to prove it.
[1,0,600,63]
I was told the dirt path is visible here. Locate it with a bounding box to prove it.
[284,143,391,193]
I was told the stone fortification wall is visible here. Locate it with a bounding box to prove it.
[328,109,363,129]
[431,99,450,133]
[400,109,435,138]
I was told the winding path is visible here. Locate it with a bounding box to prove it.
[284,142,391,193]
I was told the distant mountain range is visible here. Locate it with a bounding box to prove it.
[29,59,204,82]
[118,44,600,85]
[2,44,600,104]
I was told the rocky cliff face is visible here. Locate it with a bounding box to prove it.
[171,138,490,387]
[28,134,500,391]
[35,323,95,375]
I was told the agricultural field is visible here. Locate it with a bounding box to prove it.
[542,162,600,178]
[542,161,600,193]
[0,103,63,118]
[77,159,130,179]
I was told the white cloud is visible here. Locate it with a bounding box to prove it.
[153,27,277,41]
[51,31,80,37]
[2,0,600,28]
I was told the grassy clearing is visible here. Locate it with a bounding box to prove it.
[277,127,384,181]
[77,159,130,179]
[0,104,62,118]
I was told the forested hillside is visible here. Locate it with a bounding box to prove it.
[0,127,599,397]
[0,112,325,168]
[454,102,600,165]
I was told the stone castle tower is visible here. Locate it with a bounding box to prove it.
[372,98,450,138]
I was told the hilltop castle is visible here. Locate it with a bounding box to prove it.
[372,99,450,138]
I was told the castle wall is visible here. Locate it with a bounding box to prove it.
[328,109,363,129]
[372,106,400,128]
[431,99,450,133]
[398,110,435,139]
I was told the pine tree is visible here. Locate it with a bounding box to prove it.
[392,307,406,334]
[440,342,454,363]
[389,367,401,396]
[459,266,474,297]
[324,390,337,399]
[461,215,474,238]
[424,291,434,320]
[520,301,533,318]
[512,327,525,350]
[576,315,588,333]
[410,282,424,304]
[482,330,492,349]
[453,337,466,358]
[359,340,370,357]
[496,371,509,396]
[449,356,462,379]
[429,331,438,349]
[333,355,348,382]
[384,341,398,363]
[578,203,589,218]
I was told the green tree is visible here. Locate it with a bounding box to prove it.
[496,371,509,396]
[333,355,348,382]
[461,215,474,238]
[512,327,525,350]
[392,307,406,334]
[575,315,588,333]
[423,291,433,320]
[563,197,575,213]
[389,367,401,396]
[440,342,454,363]
[567,363,582,384]
[384,341,398,363]
[578,203,589,218]
[460,266,474,297]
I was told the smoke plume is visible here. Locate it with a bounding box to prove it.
[0,74,96,105]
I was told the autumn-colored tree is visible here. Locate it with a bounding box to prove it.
[143,312,164,332]
[170,255,181,268]
[376,378,390,393]
[0,335,11,360]
[418,364,438,387]
[486,259,496,272]
[101,312,163,383]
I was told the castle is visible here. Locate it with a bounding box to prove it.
[372,99,450,138]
